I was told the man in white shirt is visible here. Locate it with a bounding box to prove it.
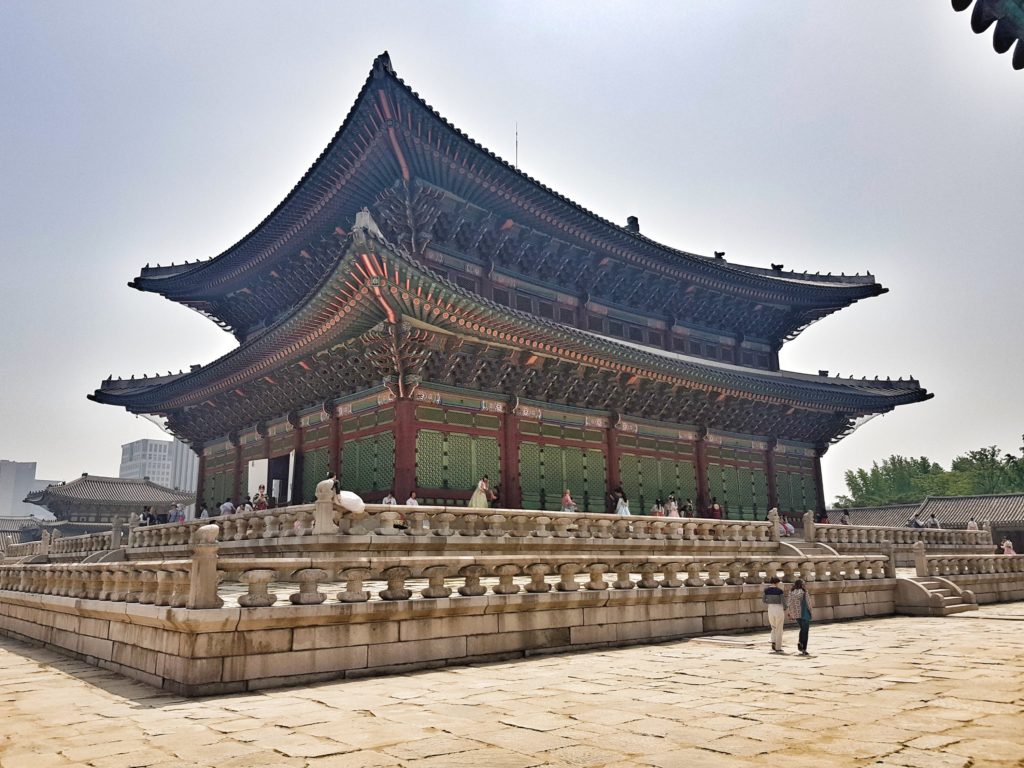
[966,517,979,531]
[405,492,419,506]
[219,499,235,516]
[382,490,397,505]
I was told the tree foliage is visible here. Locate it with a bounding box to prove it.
[835,438,1024,508]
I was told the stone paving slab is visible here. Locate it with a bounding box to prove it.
[1,604,1023,767]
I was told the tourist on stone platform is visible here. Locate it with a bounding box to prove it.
[763,576,786,653]
[707,497,723,519]
[406,491,419,506]
[966,517,978,531]
[561,489,577,513]
[682,498,695,517]
[240,496,253,513]
[1001,537,1016,555]
[254,485,269,511]
[815,509,829,524]
[665,495,679,517]
[199,504,209,520]
[615,490,631,516]
[839,510,851,525]
[786,578,813,655]
[650,499,665,517]
[382,490,397,505]
[907,512,922,528]
[926,513,940,529]
[469,475,491,508]
[219,498,235,516]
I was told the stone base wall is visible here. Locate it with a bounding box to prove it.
[944,573,1024,604]
[0,581,895,696]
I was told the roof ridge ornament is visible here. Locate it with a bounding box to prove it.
[373,51,395,75]
[354,208,384,240]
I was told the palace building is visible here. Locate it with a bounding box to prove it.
[91,53,930,518]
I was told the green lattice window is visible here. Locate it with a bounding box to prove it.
[302,447,331,503]
[340,433,394,494]
[521,442,605,511]
[415,430,500,495]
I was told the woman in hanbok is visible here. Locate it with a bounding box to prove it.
[665,496,680,517]
[615,491,631,516]
[469,475,491,508]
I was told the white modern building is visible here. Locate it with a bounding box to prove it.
[0,460,56,517]
[118,438,197,492]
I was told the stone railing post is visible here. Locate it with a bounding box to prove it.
[883,543,896,579]
[492,564,520,595]
[802,512,815,542]
[110,517,123,549]
[767,508,780,542]
[40,531,51,557]
[912,540,928,577]
[187,524,223,609]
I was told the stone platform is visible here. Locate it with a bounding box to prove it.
[1,604,1022,768]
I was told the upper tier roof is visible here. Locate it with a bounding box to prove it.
[129,52,886,340]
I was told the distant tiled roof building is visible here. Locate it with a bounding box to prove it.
[829,504,921,528]
[24,474,194,525]
[833,494,1024,531]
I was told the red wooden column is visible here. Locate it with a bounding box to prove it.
[232,441,243,505]
[695,433,710,514]
[393,398,417,500]
[194,445,206,511]
[813,446,827,515]
[328,407,341,475]
[604,414,621,512]
[290,418,305,504]
[765,439,778,512]
[500,401,521,508]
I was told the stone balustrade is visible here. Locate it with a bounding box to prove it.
[3,540,45,558]
[0,549,891,611]
[49,531,118,559]
[125,501,774,554]
[0,560,192,606]
[916,554,1024,578]
[811,522,990,547]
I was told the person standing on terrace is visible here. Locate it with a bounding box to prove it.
[382,490,397,505]
[839,510,851,525]
[665,495,679,517]
[469,475,491,509]
[966,517,978,531]
[615,490,631,516]
[406,491,419,506]
[650,499,665,516]
[763,576,786,653]
[561,489,577,513]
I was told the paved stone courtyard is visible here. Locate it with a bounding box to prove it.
[1,605,1022,768]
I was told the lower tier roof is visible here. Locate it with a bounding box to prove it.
[92,225,931,446]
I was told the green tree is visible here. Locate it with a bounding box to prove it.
[835,438,1024,507]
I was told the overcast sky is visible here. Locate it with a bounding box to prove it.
[1,2,1020,502]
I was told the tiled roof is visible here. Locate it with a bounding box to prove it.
[0,517,35,534]
[827,504,922,528]
[832,495,1024,528]
[918,494,1024,527]
[24,475,194,507]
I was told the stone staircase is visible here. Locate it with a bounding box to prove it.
[896,576,979,616]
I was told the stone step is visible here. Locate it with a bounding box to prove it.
[942,603,978,615]
[940,595,962,605]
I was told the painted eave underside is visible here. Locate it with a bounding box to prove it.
[128,53,884,332]
[93,230,931,439]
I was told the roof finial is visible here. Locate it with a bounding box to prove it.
[374,51,394,75]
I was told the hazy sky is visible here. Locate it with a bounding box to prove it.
[1,2,1021,502]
